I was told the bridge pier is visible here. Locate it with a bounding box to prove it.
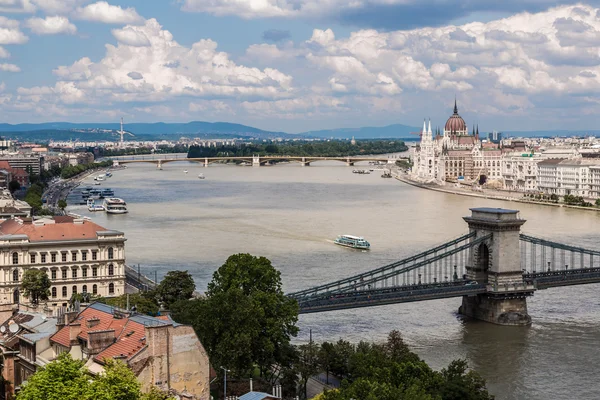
[204,157,208,167]
[346,157,354,166]
[459,208,533,326]
[157,160,162,170]
[252,155,260,167]
[301,157,310,166]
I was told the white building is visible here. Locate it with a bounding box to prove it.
[502,153,542,192]
[537,158,600,198]
[0,216,126,307]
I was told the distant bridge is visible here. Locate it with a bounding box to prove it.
[288,208,600,325]
[113,155,406,168]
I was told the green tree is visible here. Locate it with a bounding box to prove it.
[595,198,600,207]
[297,341,320,398]
[8,180,20,194]
[319,342,336,384]
[98,291,160,315]
[156,270,195,309]
[170,254,299,378]
[21,269,51,305]
[17,353,174,400]
[58,199,67,210]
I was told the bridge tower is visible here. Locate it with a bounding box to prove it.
[252,155,260,167]
[459,208,534,325]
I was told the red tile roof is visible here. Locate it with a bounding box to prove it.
[51,303,173,365]
[0,218,110,242]
[94,320,147,363]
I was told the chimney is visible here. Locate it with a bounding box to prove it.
[86,317,100,329]
[69,322,81,344]
[64,310,78,324]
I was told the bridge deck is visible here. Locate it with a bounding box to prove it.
[527,267,600,289]
[297,281,485,314]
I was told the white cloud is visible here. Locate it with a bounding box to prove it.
[25,16,77,35]
[21,18,293,110]
[112,25,150,46]
[0,0,36,13]
[74,1,143,25]
[0,63,20,72]
[0,17,28,45]
[0,47,9,58]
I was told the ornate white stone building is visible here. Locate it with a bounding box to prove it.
[413,101,502,184]
[0,216,126,307]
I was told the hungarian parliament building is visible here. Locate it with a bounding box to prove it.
[411,101,600,200]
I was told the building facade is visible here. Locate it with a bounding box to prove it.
[412,101,502,184]
[0,216,126,308]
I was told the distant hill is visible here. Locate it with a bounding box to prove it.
[0,121,291,139]
[504,130,600,138]
[303,124,418,139]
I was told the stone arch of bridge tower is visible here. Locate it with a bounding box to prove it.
[470,240,493,283]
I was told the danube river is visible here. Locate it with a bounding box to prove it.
[68,160,600,400]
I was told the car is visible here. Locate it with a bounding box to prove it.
[466,281,479,286]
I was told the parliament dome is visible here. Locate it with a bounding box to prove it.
[444,100,467,132]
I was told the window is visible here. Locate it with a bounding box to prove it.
[51,253,56,263]
[108,264,114,276]
[82,267,87,278]
[71,252,77,262]
[62,286,67,297]
[30,254,36,264]
[51,269,57,280]
[92,267,98,277]
[61,253,67,262]
[51,287,57,298]
[72,268,77,279]
[92,284,98,295]
[82,285,87,294]
[72,285,77,295]
[108,283,114,295]
[12,252,18,265]
[12,269,18,282]
[41,254,47,263]
[62,269,67,280]
[92,251,97,261]
[82,251,87,261]
[108,247,114,260]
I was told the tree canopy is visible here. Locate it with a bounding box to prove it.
[16,353,173,400]
[310,331,494,400]
[21,269,51,305]
[156,270,196,309]
[170,254,299,378]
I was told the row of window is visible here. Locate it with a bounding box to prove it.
[12,247,116,265]
[12,264,116,282]
[50,283,115,298]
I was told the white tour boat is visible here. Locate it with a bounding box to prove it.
[334,235,370,250]
[198,173,205,179]
[103,198,128,214]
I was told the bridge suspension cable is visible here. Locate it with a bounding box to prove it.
[288,232,476,299]
[520,233,600,276]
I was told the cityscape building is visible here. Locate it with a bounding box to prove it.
[0,216,126,308]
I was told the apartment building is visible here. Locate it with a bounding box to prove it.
[502,153,541,192]
[0,216,126,308]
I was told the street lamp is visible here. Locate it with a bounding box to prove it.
[220,366,230,400]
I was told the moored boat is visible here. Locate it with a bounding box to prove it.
[87,198,105,212]
[103,198,128,214]
[334,235,370,250]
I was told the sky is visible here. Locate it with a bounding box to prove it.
[1,1,600,133]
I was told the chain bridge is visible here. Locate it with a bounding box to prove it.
[288,208,600,325]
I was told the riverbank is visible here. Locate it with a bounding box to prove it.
[394,173,600,212]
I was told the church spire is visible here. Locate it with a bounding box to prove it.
[453,97,458,115]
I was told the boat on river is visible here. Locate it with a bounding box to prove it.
[198,173,205,179]
[87,198,105,212]
[103,198,128,214]
[334,235,370,250]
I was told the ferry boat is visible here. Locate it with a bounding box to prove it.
[87,198,105,212]
[334,235,370,250]
[198,173,205,179]
[94,175,105,181]
[103,198,128,214]
[100,188,115,197]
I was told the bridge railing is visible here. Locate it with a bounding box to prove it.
[288,232,476,299]
[520,234,600,275]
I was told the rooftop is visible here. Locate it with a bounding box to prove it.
[238,392,280,400]
[0,217,122,242]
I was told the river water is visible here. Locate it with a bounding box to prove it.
[67,158,600,400]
